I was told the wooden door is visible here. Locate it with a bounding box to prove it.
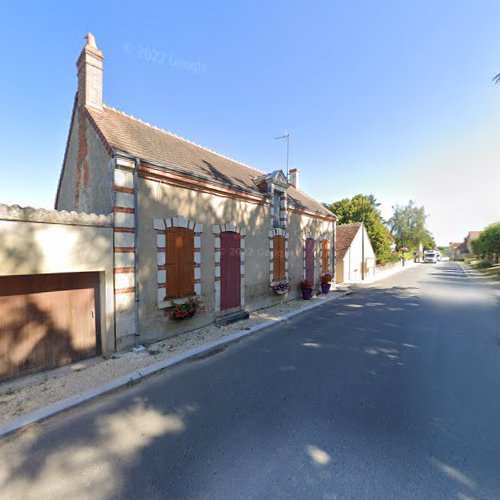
[336,259,344,284]
[220,232,241,311]
[0,272,99,380]
[305,238,315,283]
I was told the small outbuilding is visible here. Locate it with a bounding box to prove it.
[335,223,376,283]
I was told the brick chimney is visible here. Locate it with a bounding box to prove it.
[76,33,103,110]
[289,168,300,189]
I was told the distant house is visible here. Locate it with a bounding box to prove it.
[450,231,482,261]
[465,231,482,253]
[55,34,336,351]
[335,223,376,283]
[449,242,462,260]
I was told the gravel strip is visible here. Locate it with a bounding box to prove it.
[0,292,343,424]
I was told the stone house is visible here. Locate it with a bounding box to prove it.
[450,231,481,261]
[335,223,376,283]
[55,35,336,351]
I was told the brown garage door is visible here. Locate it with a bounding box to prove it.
[0,272,99,380]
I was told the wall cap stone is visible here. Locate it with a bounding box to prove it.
[0,204,113,227]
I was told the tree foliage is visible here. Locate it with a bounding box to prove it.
[388,200,435,251]
[472,222,500,263]
[325,194,395,264]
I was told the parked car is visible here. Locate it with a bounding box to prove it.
[424,250,438,263]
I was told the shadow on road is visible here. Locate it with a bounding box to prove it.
[1,264,500,499]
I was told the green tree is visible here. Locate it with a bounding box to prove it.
[388,200,435,251]
[472,222,500,263]
[325,194,395,264]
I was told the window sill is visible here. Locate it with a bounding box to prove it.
[158,295,198,310]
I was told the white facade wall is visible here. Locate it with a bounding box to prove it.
[342,225,376,282]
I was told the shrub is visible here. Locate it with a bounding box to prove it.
[476,260,493,269]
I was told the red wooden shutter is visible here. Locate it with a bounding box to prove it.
[273,236,285,280]
[322,240,329,272]
[166,227,194,299]
[180,229,195,297]
[166,228,179,299]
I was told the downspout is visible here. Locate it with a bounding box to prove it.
[133,158,141,348]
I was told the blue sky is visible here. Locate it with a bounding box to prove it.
[1,0,499,245]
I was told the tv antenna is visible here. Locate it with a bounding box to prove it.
[274,132,290,177]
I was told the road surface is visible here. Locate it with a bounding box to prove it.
[1,262,499,499]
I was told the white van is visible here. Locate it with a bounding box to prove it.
[424,250,438,263]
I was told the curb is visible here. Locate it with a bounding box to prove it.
[0,291,347,439]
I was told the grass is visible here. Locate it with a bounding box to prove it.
[468,258,500,283]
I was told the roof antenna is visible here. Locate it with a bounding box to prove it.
[274,132,290,178]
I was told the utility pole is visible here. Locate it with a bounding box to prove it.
[274,133,290,178]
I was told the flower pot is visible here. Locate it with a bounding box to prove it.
[301,288,313,300]
[321,283,331,294]
[275,289,288,295]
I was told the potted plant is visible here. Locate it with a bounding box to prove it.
[299,279,314,300]
[165,297,203,320]
[320,272,333,294]
[271,281,290,295]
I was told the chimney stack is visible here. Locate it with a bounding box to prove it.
[76,33,103,110]
[289,168,300,189]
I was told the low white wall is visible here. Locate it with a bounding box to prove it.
[0,205,115,356]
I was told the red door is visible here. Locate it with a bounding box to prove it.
[220,232,241,311]
[306,238,315,283]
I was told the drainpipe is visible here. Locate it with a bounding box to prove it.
[133,158,141,348]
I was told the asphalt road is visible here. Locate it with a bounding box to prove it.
[1,262,500,500]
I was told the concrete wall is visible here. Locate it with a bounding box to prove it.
[339,225,376,282]
[0,205,115,356]
[133,176,334,346]
[56,106,114,215]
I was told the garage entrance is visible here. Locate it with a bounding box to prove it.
[0,272,100,380]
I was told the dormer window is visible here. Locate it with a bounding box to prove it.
[273,191,282,218]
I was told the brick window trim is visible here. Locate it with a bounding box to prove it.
[268,186,288,228]
[154,216,203,309]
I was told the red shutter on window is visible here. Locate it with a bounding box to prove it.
[273,236,285,280]
[322,240,329,272]
[166,227,194,299]
[180,229,195,297]
[166,228,179,299]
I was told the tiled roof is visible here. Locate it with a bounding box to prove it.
[336,223,361,260]
[87,105,333,217]
[467,231,481,241]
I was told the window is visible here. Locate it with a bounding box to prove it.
[273,192,281,218]
[273,235,286,280]
[166,227,194,299]
[322,240,329,273]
